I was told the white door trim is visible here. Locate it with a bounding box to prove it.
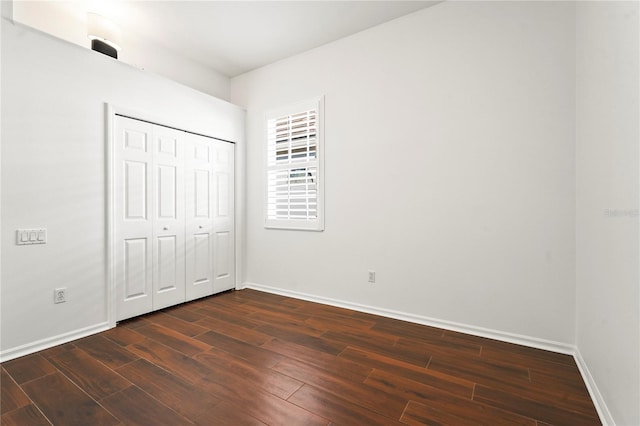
[106,103,116,328]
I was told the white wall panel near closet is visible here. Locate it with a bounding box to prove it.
[114,115,234,322]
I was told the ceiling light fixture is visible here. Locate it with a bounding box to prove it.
[87,13,122,59]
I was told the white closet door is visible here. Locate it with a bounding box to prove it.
[114,116,154,321]
[212,141,235,293]
[152,126,186,310]
[185,134,215,301]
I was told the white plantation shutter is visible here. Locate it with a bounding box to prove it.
[265,97,324,231]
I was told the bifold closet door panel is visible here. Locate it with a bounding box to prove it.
[151,125,187,311]
[185,134,215,301]
[114,116,154,321]
[212,141,235,293]
[115,115,235,318]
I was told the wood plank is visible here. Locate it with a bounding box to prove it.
[37,342,76,359]
[323,329,429,367]
[195,304,262,329]
[395,335,482,359]
[197,303,259,322]
[21,372,120,426]
[208,300,287,319]
[232,288,293,305]
[243,304,306,320]
[192,401,266,426]
[126,338,212,384]
[134,323,211,356]
[73,334,139,369]
[257,324,347,355]
[428,354,532,388]
[529,365,590,395]
[101,385,193,425]
[101,325,146,346]
[242,297,306,316]
[473,384,601,426]
[262,339,372,383]
[364,367,474,405]
[273,357,408,419]
[173,298,208,311]
[118,316,149,329]
[288,384,406,426]
[482,368,599,418]
[323,327,399,349]
[195,315,273,346]
[197,374,329,426]
[443,331,575,367]
[366,370,536,425]
[292,300,363,319]
[47,348,131,400]
[162,304,207,322]
[304,314,376,333]
[246,308,318,332]
[193,347,304,399]
[1,404,51,426]
[1,368,30,414]
[347,309,388,322]
[339,347,473,399]
[200,290,251,307]
[144,311,209,337]
[2,354,56,384]
[201,296,272,315]
[481,343,577,371]
[401,400,491,426]
[116,359,219,419]
[195,330,284,368]
[370,317,444,342]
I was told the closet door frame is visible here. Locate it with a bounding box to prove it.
[106,104,240,328]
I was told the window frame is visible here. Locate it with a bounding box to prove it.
[264,96,325,231]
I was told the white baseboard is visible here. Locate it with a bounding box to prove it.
[574,348,615,426]
[241,282,574,354]
[241,282,611,425]
[0,322,110,363]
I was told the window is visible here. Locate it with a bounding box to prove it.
[265,96,324,231]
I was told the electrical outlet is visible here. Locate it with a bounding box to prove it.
[54,288,66,304]
[368,270,376,283]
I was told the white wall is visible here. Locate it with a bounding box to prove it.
[575,2,640,425]
[0,20,244,359]
[9,0,230,100]
[231,1,577,345]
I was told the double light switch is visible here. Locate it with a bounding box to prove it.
[16,229,47,245]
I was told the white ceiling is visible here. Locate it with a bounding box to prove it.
[90,1,440,77]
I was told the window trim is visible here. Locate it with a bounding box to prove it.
[264,96,324,231]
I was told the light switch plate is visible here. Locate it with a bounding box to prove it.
[16,229,47,245]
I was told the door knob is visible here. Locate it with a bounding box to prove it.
[199,225,203,229]
[163,227,168,231]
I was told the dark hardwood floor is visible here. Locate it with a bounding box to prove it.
[1,289,600,425]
